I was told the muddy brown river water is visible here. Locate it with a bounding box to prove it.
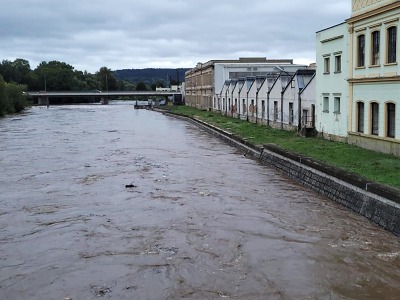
[0,102,400,299]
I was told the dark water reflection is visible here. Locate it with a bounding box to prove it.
[0,102,399,299]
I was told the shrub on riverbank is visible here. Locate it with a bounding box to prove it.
[166,105,400,189]
[0,75,30,116]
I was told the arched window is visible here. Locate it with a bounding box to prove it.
[371,102,379,136]
[387,26,397,64]
[357,34,365,67]
[387,103,396,138]
[371,31,380,65]
[357,101,365,133]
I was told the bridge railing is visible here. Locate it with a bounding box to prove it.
[27,90,182,97]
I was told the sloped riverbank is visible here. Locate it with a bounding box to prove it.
[161,110,400,235]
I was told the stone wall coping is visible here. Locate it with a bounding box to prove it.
[262,143,400,204]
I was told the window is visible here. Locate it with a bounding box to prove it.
[335,55,341,72]
[289,102,294,124]
[222,98,225,110]
[324,57,330,73]
[261,100,265,118]
[387,103,395,138]
[357,34,365,67]
[251,99,254,116]
[371,102,379,135]
[303,110,309,126]
[387,27,397,64]
[371,31,380,65]
[357,102,365,133]
[274,101,278,121]
[323,96,329,112]
[334,97,341,113]
[242,99,246,113]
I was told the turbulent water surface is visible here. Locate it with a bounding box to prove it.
[0,102,399,299]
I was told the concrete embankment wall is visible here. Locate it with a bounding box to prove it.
[163,111,400,235]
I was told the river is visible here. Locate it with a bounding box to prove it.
[1,102,399,299]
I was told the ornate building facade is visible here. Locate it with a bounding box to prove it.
[347,0,400,155]
[317,0,400,155]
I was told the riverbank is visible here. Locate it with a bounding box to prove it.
[160,106,400,235]
[164,106,400,190]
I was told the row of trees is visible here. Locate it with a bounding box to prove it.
[0,59,118,92]
[0,58,167,93]
[0,58,170,114]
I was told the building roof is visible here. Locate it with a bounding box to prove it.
[185,57,295,75]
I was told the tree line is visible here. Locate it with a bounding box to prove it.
[0,58,172,115]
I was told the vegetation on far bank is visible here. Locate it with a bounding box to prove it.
[0,75,31,117]
[166,105,400,189]
[0,58,181,94]
[0,58,184,105]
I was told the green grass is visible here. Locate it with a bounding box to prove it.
[166,106,400,189]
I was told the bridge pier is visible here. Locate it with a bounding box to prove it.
[101,97,109,105]
[38,97,49,106]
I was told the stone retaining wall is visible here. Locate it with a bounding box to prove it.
[163,111,400,235]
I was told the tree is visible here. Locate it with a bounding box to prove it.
[6,83,28,113]
[0,59,37,90]
[0,75,8,116]
[12,59,31,85]
[0,60,14,83]
[0,75,29,115]
[96,67,117,91]
[136,81,147,91]
[151,80,166,91]
[33,61,76,91]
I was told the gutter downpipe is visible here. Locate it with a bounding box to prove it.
[255,90,259,124]
[245,87,249,122]
[267,90,270,127]
[225,87,228,116]
[230,88,233,117]
[280,90,284,130]
[298,91,302,132]
[225,88,228,115]
[238,89,241,119]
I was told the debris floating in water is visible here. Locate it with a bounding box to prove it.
[125,184,137,188]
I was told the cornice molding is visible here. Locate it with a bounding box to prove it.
[347,2,400,24]
[348,75,400,83]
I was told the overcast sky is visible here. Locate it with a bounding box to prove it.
[1,0,351,73]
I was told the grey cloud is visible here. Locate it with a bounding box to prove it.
[1,0,351,72]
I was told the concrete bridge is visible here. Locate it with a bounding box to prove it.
[26,90,183,105]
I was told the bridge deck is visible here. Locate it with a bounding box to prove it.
[27,91,182,97]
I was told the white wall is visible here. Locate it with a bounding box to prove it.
[316,22,349,139]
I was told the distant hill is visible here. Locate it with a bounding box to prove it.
[113,68,189,85]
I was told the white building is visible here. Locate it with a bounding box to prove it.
[219,69,316,131]
[185,57,305,111]
[316,22,349,141]
[316,0,400,156]
[283,69,316,132]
